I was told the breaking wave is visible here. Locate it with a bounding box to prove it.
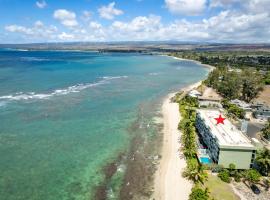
[0,76,128,103]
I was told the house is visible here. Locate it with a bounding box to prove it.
[230,99,252,111]
[253,106,270,120]
[188,89,201,98]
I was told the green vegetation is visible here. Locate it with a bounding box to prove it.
[218,169,231,183]
[169,51,269,103]
[178,96,199,159]
[168,51,270,70]
[205,174,240,200]
[244,169,261,185]
[205,67,263,102]
[263,71,270,85]
[222,100,245,119]
[176,95,210,199]
[183,158,208,184]
[189,185,210,200]
[256,148,270,176]
[262,121,270,140]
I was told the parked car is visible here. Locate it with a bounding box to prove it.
[251,184,260,194]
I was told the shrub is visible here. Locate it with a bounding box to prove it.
[189,185,209,200]
[244,169,261,184]
[234,174,241,182]
[218,169,231,183]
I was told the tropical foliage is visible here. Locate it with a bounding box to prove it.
[244,169,261,184]
[189,185,210,200]
[205,68,263,102]
[218,169,231,183]
[221,100,245,119]
[256,148,270,176]
[182,158,208,184]
[261,121,270,140]
[176,95,211,199]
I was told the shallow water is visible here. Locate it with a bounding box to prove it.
[0,50,208,200]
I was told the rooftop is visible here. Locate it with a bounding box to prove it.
[197,109,254,149]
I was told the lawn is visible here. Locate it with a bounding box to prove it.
[205,174,240,200]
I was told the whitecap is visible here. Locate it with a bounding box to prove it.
[0,76,128,103]
[149,72,160,76]
[20,57,49,61]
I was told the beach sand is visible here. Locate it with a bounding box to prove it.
[153,81,201,200]
[168,55,216,72]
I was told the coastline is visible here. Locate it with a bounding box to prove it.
[165,55,216,72]
[93,55,212,200]
[153,81,201,200]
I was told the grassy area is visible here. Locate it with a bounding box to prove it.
[205,174,240,200]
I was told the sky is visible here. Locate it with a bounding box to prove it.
[0,0,270,43]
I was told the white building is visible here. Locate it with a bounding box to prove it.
[196,109,255,169]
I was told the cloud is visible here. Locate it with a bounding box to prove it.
[53,9,78,28]
[81,10,92,21]
[98,2,123,20]
[58,32,74,40]
[4,1,270,43]
[89,21,102,29]
[112,15,161,33]
[210,0,242,7]
[5,25,33,35]
[36,0,47,9]
[165,0,207,16]
[5,21,58,40]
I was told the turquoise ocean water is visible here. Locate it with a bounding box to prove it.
[0,49,208,200]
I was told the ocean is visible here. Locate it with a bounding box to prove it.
[0,49,208,200]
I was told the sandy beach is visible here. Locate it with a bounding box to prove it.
[153,81,201,200]
[167,55,216,72]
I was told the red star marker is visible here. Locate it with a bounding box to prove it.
[214,114,226,125]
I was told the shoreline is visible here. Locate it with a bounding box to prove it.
[153,81,201,200]
[165,55,216,72]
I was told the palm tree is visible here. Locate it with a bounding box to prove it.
[256,148,270,176]
[182,160,208,184]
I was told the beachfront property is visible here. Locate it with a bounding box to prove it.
[253,105,270,120]
[230,99,252,111]
[195,109,256,169]
[188,89,202,98]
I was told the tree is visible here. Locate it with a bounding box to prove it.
[244,169,261,185]
[189,185,210,200]
[262,121,270,140]
[256,148,270,176]
[241,69,263,102]
[183,159,208,184]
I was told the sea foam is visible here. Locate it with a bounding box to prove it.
[0,76,128,103]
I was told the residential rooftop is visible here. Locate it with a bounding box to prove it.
[197,109,254,149]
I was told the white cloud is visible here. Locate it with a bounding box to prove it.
[210,0,242,7]
[165,0,207,16]
[58,32,74,40]
[5,25,33,35]
[246,0,270,13]
[89,21,102,29]
[98,2,123,20]
[112,15,161,32]
[5,21,58,40]
[4,2,270,43]
[53,9,78,28]
[81,10,92,21]
[36,0,47,9]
